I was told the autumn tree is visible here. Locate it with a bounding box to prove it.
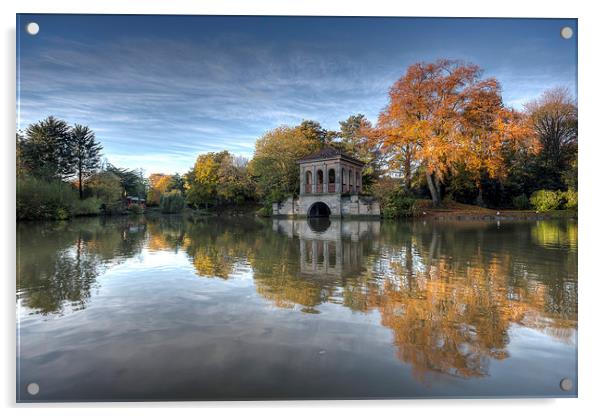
[147,173,173,205]
[185,151,251,209]
[70,124,103,199]
[376,60,536,206]
[459,84,537,205]
[249,122,325,203]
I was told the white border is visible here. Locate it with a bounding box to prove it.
[2,1,600,415]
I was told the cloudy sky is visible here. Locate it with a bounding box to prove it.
[17,15,577,175]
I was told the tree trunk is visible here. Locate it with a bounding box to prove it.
[476,187,484,207]
[78,170,83,200]
[426,171,441,207]
[403,156,411,192]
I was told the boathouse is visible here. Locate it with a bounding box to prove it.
[272,146,380,218]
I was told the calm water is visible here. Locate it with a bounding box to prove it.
[16,216,577,401]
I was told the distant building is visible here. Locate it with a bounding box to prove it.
[125,196,146,208]
[272,146,380,218]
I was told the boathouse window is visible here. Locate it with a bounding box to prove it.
[317,169,324,193]
[328,169,335,193]
[305,171,312,193]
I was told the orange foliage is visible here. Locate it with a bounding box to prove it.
[375,59,537,201]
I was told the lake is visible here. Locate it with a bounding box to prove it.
[16,215,578,401]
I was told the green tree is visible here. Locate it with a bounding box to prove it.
[160,190,186,213]
[248,123,324,203]
[84,171,122,206]
[167,173,186,194]
[21,116,74,180]
[297,120,336,145]
[71,124,103,199]
[106,164,147,199]
[337,114,383,187]
[525,87,578,190]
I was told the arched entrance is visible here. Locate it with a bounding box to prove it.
[308,201,331,218]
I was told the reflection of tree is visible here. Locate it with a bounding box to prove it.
[17,217,147,314]
[146,216,187,253]
[351,221,577,381]
[18,216,577,381]
[183,218,263,279]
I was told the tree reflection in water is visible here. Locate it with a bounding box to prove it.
[17,217,147,314]
[17,215,577,382]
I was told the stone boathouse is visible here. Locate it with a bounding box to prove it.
[272,147,380,218]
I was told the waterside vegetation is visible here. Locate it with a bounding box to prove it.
[17,60,577,221]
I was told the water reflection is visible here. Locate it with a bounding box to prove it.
[16,216,577,399]
[17,217,147,314]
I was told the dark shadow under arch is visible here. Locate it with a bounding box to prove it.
[308,202,331,218]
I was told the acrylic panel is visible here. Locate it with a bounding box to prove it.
[16,14,578,402]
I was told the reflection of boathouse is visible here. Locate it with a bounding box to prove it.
[272,147,380,218]
[273,218,380,278]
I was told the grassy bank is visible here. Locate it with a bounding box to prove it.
[412,199,577,221]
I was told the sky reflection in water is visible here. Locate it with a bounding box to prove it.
[16,216,577,401]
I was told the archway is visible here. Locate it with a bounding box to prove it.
[308,201,331,218]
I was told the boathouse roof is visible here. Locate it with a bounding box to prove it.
[297,146,364,166]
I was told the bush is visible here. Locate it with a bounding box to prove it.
[512,194,530,210]
[382,195,415,218]
[256,206,272,217]
[370,177,415,218]
[160,190,185,214]
[127,203,144,215]
[562,189,578,209]
[529,190,562,212]
[17,176,79,220]
[74,197,101,216]
[381,190,415,219]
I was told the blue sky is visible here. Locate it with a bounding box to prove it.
[17,15,577,175]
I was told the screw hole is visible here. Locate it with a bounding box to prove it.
[26,22,40,36]
[560,378,573,391]
[560,26,573,40]
[26,382,39,395]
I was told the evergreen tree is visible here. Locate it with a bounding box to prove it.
[22,116,74,180]
[71,124,103,199]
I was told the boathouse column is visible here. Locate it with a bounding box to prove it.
[358,169,362,193]
[300,166,305,195]
[335,163,342,193]
[312,164,317,194]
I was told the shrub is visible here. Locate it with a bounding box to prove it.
[529,190,561,212]
[127,203,143,215]
[74,197,101,216]
[256,205,272,217]
[512,194,530,210]
[370,177,415,218]
[17,176,79,220]
[562,189,578,209]
[160,190,185,214]
[382,190,415,219]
